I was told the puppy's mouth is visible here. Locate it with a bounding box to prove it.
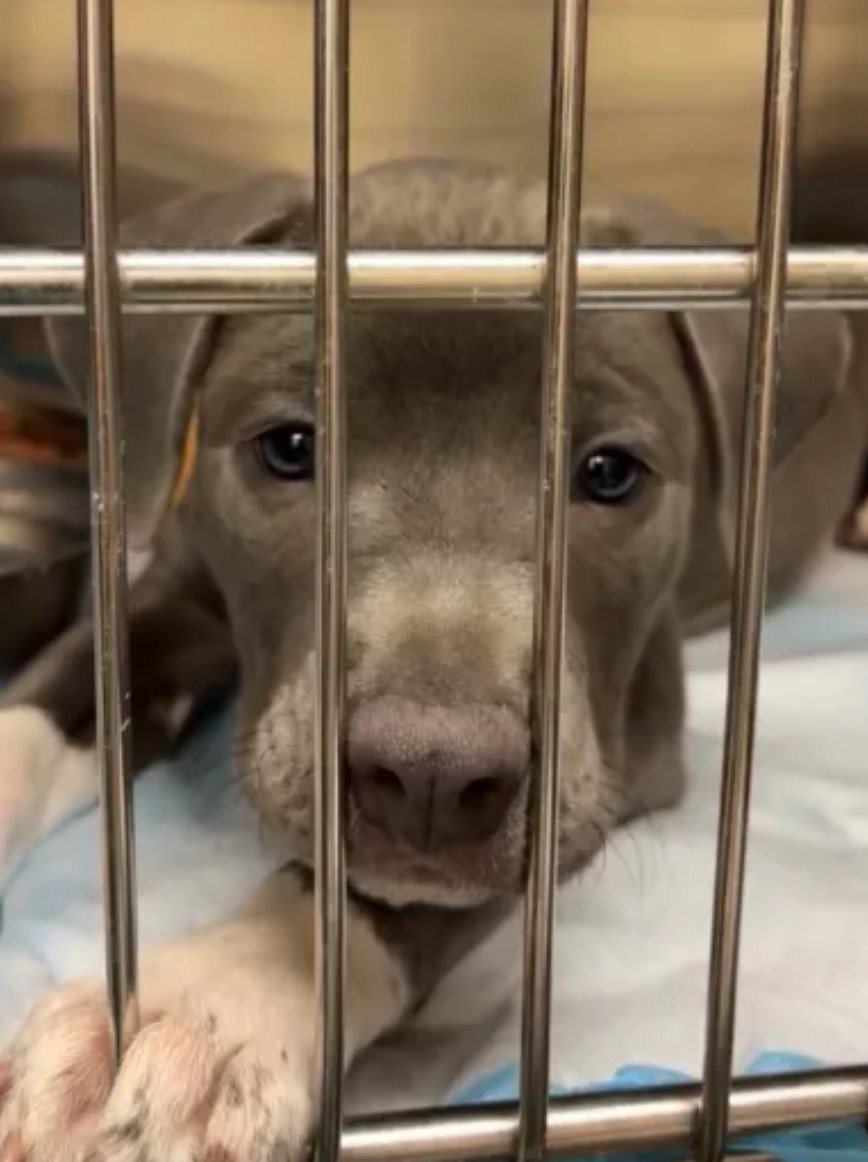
[344,798,608,908]
[240,741,610,906]
[343,780,531,904]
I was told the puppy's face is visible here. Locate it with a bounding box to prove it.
[41,164,702,908]
[43,164,855,907]
[188,293,696,906]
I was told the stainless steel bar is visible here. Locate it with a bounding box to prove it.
[519,0,589,1158]
[312,0,349,1156]
[339,1066,868,1162]
[699,1,805,1160]
[1,247,868,315]
[76,0,138,1066]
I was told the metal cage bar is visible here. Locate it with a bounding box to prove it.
[518,0,589,1159]
[700,1,805,1158]
[1,246,868,314]
[336,1066,868,1162]
[312,0,350,1157]
[76,0,139,1064]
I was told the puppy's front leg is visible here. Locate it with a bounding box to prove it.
[0,868,411,1162]
[0,543,235,881]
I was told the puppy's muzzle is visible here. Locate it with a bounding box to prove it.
[348,696,529,850]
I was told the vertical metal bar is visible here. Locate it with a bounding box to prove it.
[700,1,805,1159]
[312,0,349,1156]
[76,0,139,1065]
[518,1,590,1160]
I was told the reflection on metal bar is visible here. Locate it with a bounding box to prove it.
[699,1,805,1160]
[312,0,349,1156]
[339,1067,868,1162]
[519,0,589,1159]
[1,246,868,315]
[76,0,138,1065]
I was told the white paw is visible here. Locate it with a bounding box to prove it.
[0,948,316,1162]
[0,707,98,883]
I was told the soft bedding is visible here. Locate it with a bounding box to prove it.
[0,548,866,1118]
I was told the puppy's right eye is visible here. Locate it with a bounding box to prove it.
[255,423,316,481]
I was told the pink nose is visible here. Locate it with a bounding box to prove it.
[347,696,529,850]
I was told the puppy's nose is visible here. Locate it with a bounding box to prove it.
[348,696,529,850]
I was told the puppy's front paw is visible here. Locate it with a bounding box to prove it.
[0,983,110,1162]
[0,967,315,1162]
[0,708,97,882]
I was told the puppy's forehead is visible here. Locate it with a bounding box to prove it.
[348,310,540,400]
[348,162,546,248]
[199,174,695,461]
[576,313,696,457]
[202,309,543,441]
[202,306,694,482]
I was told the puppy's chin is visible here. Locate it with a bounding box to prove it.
[345,823,607,909]
[348,868,499,909]
[344,831,526,909]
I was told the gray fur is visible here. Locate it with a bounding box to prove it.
[16,158,868,915]
[32,159,868,913]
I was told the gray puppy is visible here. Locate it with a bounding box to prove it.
[0,159,864,1162]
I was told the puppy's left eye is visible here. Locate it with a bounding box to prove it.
[255,423,315,481]
[573,446,647,505]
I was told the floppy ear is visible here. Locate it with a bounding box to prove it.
[593,196,861,629]
[44,172,314,550]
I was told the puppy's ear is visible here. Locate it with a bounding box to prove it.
[589,197,860,625]
[44,172,313,549]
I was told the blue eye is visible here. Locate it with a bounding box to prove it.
[574,446,647,505]
[256,423,315,481]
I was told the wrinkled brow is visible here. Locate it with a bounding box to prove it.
[200,319,314,446]
[574,368,695,485]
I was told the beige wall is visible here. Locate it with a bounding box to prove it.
[1,0,866,237]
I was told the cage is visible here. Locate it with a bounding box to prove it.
[0,2,866,1162]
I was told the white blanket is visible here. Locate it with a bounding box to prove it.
[1,548,867,1113]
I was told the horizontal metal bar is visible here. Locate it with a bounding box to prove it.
[0,247,867,314]
[340,1067,868,1162]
